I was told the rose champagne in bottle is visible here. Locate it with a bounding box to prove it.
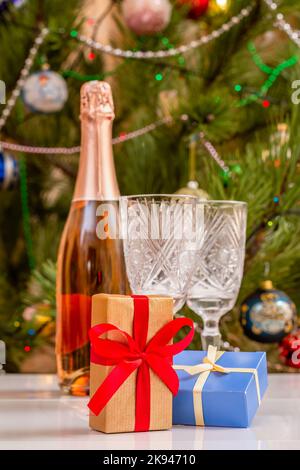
[56,81,127,396]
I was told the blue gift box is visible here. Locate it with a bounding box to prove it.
[173,350,268,428]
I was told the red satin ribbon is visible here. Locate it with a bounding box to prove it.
[88,295,194,432]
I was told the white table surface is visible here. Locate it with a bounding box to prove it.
[0,373,299,450]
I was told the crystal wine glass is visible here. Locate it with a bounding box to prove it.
[187,201,247,349]
[120,195,202,313]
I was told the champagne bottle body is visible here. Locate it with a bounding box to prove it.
[56,200,126,395]
[56,82,127,396]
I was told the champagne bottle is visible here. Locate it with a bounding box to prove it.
[56,81,127,396]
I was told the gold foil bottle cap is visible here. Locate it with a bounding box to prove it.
[80,81,115,120]
[260,280,274,290]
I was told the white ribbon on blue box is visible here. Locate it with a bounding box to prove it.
[173,346,268,428]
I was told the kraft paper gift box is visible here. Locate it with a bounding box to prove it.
[89,294,194,434]
[173,347,268,428]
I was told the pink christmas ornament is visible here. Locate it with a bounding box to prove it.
[122,0,172,36]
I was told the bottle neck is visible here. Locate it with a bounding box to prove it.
[73,116,120,202]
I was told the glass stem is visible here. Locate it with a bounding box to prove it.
[201,317,221,350]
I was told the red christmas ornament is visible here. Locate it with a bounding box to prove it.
[279,330,300,369]
[177,0,209,19]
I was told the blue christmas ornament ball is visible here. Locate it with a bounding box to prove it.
[240,280,297,343]
[22,70,68,113]
[0,150,19,189]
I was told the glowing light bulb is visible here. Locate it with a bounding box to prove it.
[215,0,229,10]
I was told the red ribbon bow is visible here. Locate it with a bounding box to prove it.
[88,295,194,432]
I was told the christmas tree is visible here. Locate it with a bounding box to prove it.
[0,0,300,371]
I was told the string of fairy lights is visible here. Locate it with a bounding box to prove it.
[0,27,48,131]
[236,42,298,108]
[73,3,255,59]
[264,0,300,48]
[73,1,300,58]
[1,115,184,153]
